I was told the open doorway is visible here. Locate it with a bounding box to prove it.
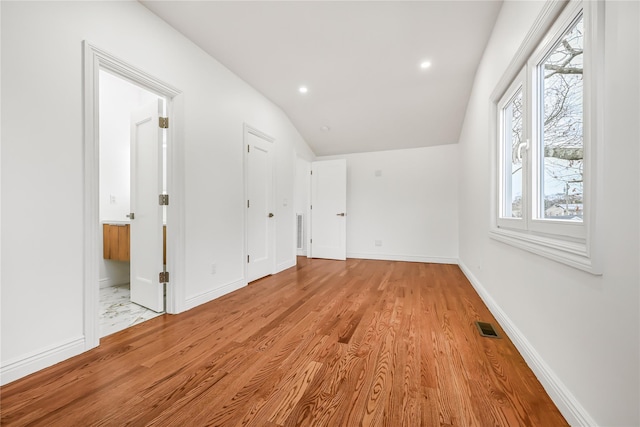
[98,70,166,337]
[84,42,183,350]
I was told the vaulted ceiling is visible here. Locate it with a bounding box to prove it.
[140,1,502,156]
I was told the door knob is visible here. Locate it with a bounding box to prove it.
[268,213,274,218]
[126,213,135,220]
[336,213,345,216]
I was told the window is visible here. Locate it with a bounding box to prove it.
[498,70,526,229]
[490,1,603,274]
[537,14,584,222]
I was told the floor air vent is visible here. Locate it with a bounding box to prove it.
[476,321,500,338]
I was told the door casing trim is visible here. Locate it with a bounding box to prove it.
[83,41,184,350]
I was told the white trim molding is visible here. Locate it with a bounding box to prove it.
[276,259,297,274]
[99,277,129,289]
[458,261,597,427]
[183,279,245,312]
[83,41,185,351]
[347,253,458,264]
[0,337,85,386]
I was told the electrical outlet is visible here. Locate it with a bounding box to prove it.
[211,263,217,274]
[109,195,116,204]
[375,240,382,247]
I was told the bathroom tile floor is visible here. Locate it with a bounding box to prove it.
[100,283,164,337]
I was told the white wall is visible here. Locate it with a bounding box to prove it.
[294,157,311,256]
[0,1,314,382]
[319,145,458,263]
[457,1,639,426]
[4,5,637,424]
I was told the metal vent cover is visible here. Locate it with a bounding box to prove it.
[476,321,500,338]
[296,214,304,250]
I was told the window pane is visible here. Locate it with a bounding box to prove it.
[502,88,523,218]
[540,15,584,221]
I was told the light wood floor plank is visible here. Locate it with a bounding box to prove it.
[0,258,568,426]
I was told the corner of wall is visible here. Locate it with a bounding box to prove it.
[276,259,296,274]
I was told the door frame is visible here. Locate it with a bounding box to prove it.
[243,123,276,284]
[83,41,184,350]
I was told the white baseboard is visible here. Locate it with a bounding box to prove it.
[99,277,129,289]
[347,252,458,264]
[183,278,245,312]
[0,337,85,386]
[275,259,296,273]
[457,261,597,427]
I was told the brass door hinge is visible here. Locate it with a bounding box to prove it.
[159,194,169,206]
[159,117,169,129]
[159,271,170,283]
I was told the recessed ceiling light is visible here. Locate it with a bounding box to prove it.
[320,125,331,132]
[420,61,432,69]
[299,86,308,94]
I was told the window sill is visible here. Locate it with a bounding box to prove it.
[489,226,602,275]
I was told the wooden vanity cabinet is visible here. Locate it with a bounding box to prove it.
[103,224,130,261]
[103,223,167,262]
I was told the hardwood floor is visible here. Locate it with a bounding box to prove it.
[0,258,568,426]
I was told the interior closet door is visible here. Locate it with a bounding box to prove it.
[311,159,347,260]
[246,130,275,282]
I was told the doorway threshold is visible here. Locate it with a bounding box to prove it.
[99,283,164,338]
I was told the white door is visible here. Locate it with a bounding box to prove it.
[130,100,165,312]
[311,159,347,260]
[246,131,275,282]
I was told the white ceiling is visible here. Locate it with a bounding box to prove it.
[140,1,502,156]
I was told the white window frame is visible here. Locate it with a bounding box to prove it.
[496,67,527,231]
[489,0,604,275]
